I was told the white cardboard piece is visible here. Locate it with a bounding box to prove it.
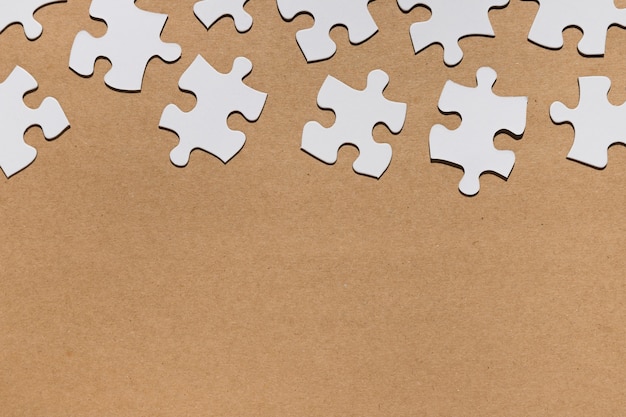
[160,55,267,167]
[194,0,253,33]
[0,66,69,178]
[397,0,509,66]
[524,0,626,55]
[69,0,182,92]
[551,76,626,168]
[430,67,527,196]
[277,0,378,63]
[0,0,66,40]
[301,70,407,179]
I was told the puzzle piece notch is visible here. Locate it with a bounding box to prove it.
[194,0,253,33]
[397,0,509,66]
[430,67,527,196]
[550,76,626,168]
[160,55,267,167]
[69,0,182,92]
[277,0,379,62]
[301,70,407,178]
[0,66,69,178]
[524,0,626,55]
[0,0,67,40]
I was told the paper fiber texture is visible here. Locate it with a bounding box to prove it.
[1,2,625,416]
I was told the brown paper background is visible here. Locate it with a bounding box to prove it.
[2,1,626,416]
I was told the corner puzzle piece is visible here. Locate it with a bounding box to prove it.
[69,0,181,92]
[301,70,407,178]
[397,0,509,66]
[430,67,527,196]
[194,0,253,33]
[0,66,69,178]
[550,76,626,168]
[277,0,378,62]
[0,0,66,40]
[160,55,267,166]
[524,0,626,55]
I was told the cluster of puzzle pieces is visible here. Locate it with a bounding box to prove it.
[1,0,625,197]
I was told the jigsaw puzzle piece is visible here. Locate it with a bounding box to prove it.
[194,0,253,33]
[430,67,527,196]
[160,55,267,167]
[302,121,393,178]
[550,76,626,168]
[69,0,181,91]
[0,0,66,40]
[0,66,69,178]
[398,0,509,66]
[302,70,407,178]
[525,0,626,56]
[277,0,378,62]
[430,125,516,196]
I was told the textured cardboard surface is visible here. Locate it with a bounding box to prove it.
[2,1,626,416]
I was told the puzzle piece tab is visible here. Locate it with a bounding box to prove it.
[524,0,626,55]
[301,70,407,178]
[551,76,626,168]
[160,55,267,166]
[397,0,509,66]
[0,0,66,40]
[430,67,527,196]
[194,0,253,33]
[0,66,69,178]
[69,0,182,91]
[277,0,378,62]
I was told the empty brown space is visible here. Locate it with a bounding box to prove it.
[1,1,625,416]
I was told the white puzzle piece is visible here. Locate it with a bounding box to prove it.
[69,0,182,92]
[160,55,267,167]
[277,0,378,62]
[524,0,626,55]
[301,70,407,179]
[551,76,626,168]
[0,0,66,40]
[0,66,69,178]
[397,0,509,66]
[430,67,527,196]
[194,0,253,33]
